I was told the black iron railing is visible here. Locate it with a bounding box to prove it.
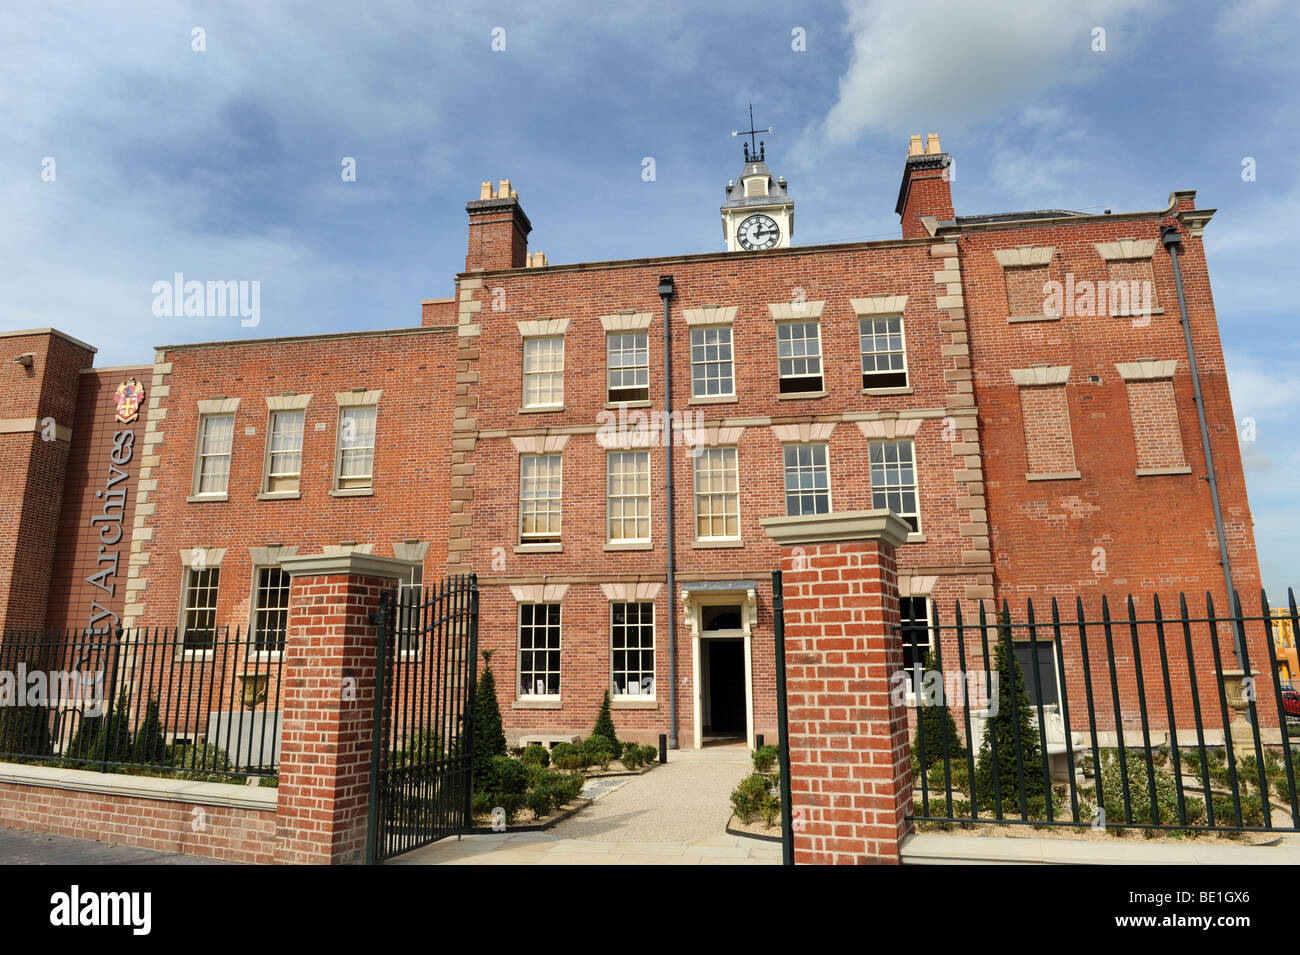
[908,589,1300,834]
[370,574,478,863]
[0,626,282,780]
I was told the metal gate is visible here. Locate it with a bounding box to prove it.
[367,574,478,863]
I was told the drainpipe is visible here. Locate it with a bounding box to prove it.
[658,275,679,749]
[1161,226,1244,668]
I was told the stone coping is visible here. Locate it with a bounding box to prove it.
[901,832,1300,865]
[278,551,414,580]
[0,761,278,811]
[760,509,912,549]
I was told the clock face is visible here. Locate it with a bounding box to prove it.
[736,214,780,251]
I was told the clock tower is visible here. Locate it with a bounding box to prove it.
[721,138,794,252]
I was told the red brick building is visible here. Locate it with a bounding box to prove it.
[3,134,1261,748]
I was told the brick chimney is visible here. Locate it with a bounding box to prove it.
[895,133,954,239]
[465,179,531,271]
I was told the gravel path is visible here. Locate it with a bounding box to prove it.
[551,744,752,843]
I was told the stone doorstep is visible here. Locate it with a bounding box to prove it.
[900,832,1300,865]
[0,760,278,811]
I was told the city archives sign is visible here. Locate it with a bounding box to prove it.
[85,378,143,631]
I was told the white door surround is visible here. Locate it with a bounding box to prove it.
[681,582,758,751]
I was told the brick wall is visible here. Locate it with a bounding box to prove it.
[116,328,459,635]
[1124,378,1187,471]
[1019,384,1077,475]
[0,781,276,863]
[0,331,95,633]
[45,367,151,632]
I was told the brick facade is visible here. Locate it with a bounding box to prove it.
[8,136,1264,750]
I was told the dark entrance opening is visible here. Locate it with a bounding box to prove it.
[705,639,745,741]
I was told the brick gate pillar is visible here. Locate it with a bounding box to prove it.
[272,552,410,865]
[760,509,914,864]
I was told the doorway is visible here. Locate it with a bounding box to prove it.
[703,639,746,742]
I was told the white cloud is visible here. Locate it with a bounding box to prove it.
[813,0,1157,145]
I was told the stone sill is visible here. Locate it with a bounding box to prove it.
[329,487,373,497]
[862,385,913,396]
[1111,308,1166,318]
[605,399,652,410]
[1136,466,1192,476]
[257,490,301,501]
[513,698,562,710]
[900,831,1299,865]
[611,699,658,710]
[775,389,827,401]
[692,538,744,549]
[906,533,927,543]
[186,493,228,504]
[515,542,562,553]
[1008,314,1061,324]
[0,760,277,811]
[518,405,565,414]
[688,394,739,405]
[604,541,653,551]
[1025,471,1081,481]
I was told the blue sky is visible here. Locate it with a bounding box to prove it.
[3,0,1297,594]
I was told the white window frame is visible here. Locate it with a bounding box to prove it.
[193,413,235,498]
[522,335,565,409]
[334,404,376,492]
[689,325,735,399]
[519,453,563,546]
[692,446,741,542]
[859,315,909,390]
[900,595,933,707]
[263,409,305,494]
[606,450,651,545]
[776,320,823,394]
[396,563,424,659]
[248,565,291,659]
[868,439,921,533]
[517,602,562,699]
[179,565,221,653]
[606,331,650,403]
[782,443,831,516]
[611,601,656,700]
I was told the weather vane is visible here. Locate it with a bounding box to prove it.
[731,103,773,163]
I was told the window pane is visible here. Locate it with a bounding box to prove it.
[868,439,919,531]
[519,603,562,696]
[523,336,564,407]
[197,415,234,494]
[690,326,734,397]
[611,602,655,696]
[520,454,562,542]
[253,566,290,653]
[182,567,221,648]
[607,451,651,542]
[693,447,740,540]
[782,443,830,516]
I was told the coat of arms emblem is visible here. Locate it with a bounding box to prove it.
[114,377,145,424]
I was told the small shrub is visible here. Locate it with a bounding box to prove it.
[526,786,554,818]
[753,744,778,775]
[758,789,781,828]
[580,734,615,770]
[520,743,550,768]
[592,690,622,758]
[486,755,529,795]
[130,699,167,765]
[730,773,771,824]
[551,742,583,772]
[639,743,659,765]
[473,651,507,791]
[472,791,492,817]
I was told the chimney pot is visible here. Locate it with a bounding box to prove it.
[908,134,923,157]
[925,133,941,155]
[480,181,493,199]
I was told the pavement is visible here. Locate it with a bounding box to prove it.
[391,742,780,865]
[0,826,224,864]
